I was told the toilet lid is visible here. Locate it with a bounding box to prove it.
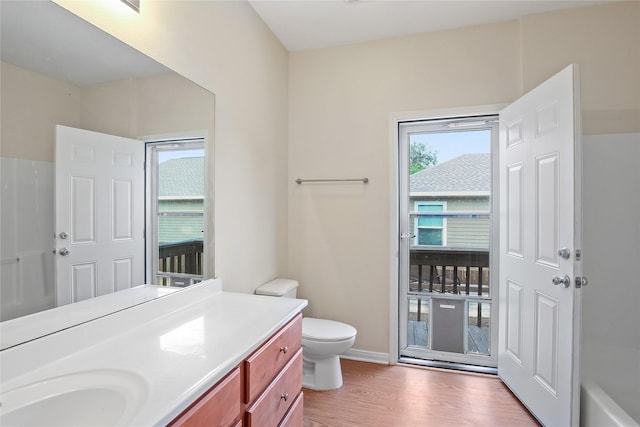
[302,317,357,342]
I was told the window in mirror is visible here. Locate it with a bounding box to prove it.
[146,138,205,287]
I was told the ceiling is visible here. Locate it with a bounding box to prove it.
[248,0,616,51]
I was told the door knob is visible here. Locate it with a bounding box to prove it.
[552,274,570,288]
[58,248,70,256]
[557,247,571,260]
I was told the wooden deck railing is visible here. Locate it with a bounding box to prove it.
[158,239,204,278]
[410,247,490,327]
[410,247,490,296]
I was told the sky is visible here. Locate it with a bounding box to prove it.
[158,148,204,163]
[411,129,491,163]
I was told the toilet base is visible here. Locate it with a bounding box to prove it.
[302,356,343,391]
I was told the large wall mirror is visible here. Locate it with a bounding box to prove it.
[0,1,215,327]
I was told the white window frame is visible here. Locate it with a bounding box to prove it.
[413,201,447,246]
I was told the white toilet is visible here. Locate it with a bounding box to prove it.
[256,279,357,391]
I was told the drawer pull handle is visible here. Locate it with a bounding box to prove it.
[280,346,288,354]
[280,393,289,402]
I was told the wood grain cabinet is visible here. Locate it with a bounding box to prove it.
[169,314,303,427]
[245,313,303,427]
[169,367,242,427]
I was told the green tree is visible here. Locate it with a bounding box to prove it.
[410,143,438,174]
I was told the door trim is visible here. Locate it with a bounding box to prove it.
[388,104,506,365]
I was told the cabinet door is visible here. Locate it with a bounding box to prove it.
[170,367,241,427]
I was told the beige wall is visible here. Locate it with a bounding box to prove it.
[521,2,640,134]
[54,0,290,293]
[0,61,81,161]
[79,73,214,140]
[289,1,639,355]
[1,62,214,159]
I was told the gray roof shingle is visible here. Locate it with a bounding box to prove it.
[410,153,490,193]
[159,157,204,197]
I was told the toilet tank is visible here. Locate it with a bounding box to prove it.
[256,279,299,298]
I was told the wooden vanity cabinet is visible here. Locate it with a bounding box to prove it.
[279,391,304,427]
[245,349,302,426]
[169,367,242,427]
[244,313,302,403]
[244,313,303,427]
[169,314,303,427]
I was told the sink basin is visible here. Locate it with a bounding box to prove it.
[0,370,149,426]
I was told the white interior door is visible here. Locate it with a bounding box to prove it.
[55,125,144,306]
[498,65,582,426]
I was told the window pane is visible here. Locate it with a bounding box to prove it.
[418,228,442,245]
[408,297,429,348]
[152,144,205,281]
[417,204,443,227]
[467,302,491,355]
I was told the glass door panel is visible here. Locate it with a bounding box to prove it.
[146,140,205,287]
[399,116,498,369]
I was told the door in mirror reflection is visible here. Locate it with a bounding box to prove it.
[146,138,205,287]
[55,125,145,306]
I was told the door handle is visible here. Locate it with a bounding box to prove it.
[400,233,416,240]
[58,248,70,256]
[552,274,571,288]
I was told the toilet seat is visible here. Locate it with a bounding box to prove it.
[302,317,357,342]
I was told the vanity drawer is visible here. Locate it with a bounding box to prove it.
[246,348,302,427]
[279,391,303,427]
[170,367,241,427]
[244,314,302,403]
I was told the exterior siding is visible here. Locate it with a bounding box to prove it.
[411,196,489,248]
[158,199,204,244]
[447,218,490,249]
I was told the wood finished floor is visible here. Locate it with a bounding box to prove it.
[303,359,540,427]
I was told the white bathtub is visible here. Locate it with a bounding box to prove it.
[581,379,639,427]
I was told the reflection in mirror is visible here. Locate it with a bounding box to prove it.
[0,1,215,329]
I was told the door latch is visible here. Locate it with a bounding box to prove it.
[575,276,588,288]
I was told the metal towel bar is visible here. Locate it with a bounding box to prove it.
[295,177,369,184]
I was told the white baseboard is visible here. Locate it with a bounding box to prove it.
[341,348,389,365]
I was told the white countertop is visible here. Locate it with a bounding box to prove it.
[0,278,308,426]
[0,285,180,350]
